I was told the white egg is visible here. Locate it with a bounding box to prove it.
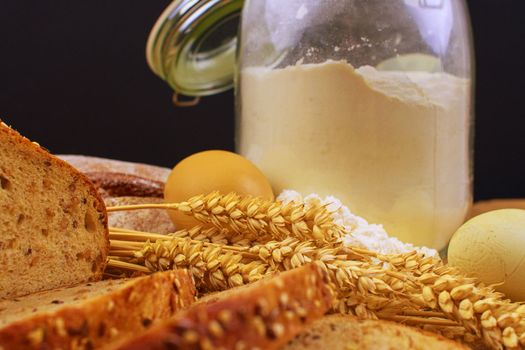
[448,209,525,301]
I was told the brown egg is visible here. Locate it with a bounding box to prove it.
[164,150,274,229]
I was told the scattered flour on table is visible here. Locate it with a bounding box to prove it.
[277,190,439,258]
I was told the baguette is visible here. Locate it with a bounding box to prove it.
[0,122,109,299]
[112,263,334,350]
[0,270,196,350]
[282,314,470,350]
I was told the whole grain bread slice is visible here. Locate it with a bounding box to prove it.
[281,314,470,350]
[112,263,335,350]
[0,270,197,350]
[0,122,109,299]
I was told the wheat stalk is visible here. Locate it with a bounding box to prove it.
[106,191,346,244]
[107,232,525,350]
[110,225,256,247]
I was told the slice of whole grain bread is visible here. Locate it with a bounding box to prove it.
[281,314,470,350]
[0,270,196,349]
[111,263,335,350]
[0,122,109,299]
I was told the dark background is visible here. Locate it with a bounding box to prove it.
[1,1,524,201]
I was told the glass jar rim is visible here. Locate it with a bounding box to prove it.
[146,0,243,97]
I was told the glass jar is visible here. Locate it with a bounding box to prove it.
[147,0,474,250]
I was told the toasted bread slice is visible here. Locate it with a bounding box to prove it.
[0,122,108,299]
[0,270,196,349]
[282,314,469,350]
[112,264,334,350]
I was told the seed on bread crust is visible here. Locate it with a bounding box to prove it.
[252,316,266,337]
[182,330,199,344]
[255,298,271,317]
[27,328,45,346]
[55,318,67,337]
[199,337,213,350]
[217,310,233,326]
[208,320,224,338]
[109,327,119,338]
[279,293,290,307]
[267,323,285,340]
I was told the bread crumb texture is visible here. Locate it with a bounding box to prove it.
[0,122,109,299]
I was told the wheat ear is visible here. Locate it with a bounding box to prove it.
[106,191,346,244]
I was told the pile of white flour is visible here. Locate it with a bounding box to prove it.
[277,190,439,258]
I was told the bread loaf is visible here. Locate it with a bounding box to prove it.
[84,172,165,198]
[112,263,334,350]
[58,155,171,183]
[0,270,196,350]
[0,122,109,299]
[59,155,177,233]
[282,314,470,350]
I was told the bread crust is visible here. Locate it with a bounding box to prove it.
[0,121,109,297]
[84,171,165,198]
[112,264,335,350]
[0,270,197,350]
[58,155,171,183]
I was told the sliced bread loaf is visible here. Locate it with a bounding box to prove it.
[112,263,335,350]
[0,122,109,299]
[0,270,196,350]
[281,314,469,350]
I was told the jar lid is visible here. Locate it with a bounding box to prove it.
[146,0,243,97]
